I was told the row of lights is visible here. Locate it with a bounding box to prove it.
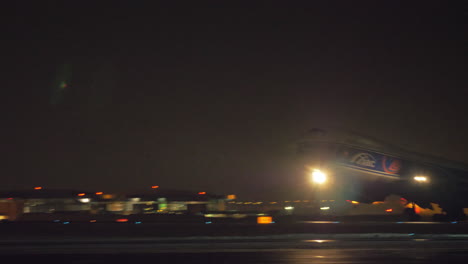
[229,200,327,205]
[310,169,430,184]
[33,188,106,196]
[33,186,208,195]
[53,217,275,225]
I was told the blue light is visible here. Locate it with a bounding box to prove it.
[271,221,276,224]
[63,221,70,224]
[451,221,458,224]
[135,221,142,224]
[53,219,60,223]
[205,221,212,224]
[397,221,404,224]
[408,233,415,236]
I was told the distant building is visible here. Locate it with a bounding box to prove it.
[0,189,227,221]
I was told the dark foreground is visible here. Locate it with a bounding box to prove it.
[2,240,468,264]
[2,221,468,263]
[2,221,468,238]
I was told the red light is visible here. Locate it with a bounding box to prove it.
[7,197,13,200]
[77,193,85,196]
[95,192,103,195]
[414,206,421,214]
[34,187,42,190]
[198,192,206,195]
[385,208,393,212]
[151,186,159,189]
[116,218,128,223]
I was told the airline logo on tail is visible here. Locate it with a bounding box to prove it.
[350,153,376,168]
[337,147,402,177]
[382,156,402,174]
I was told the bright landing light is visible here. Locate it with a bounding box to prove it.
[312,169,327,184]
[414,176,428,182]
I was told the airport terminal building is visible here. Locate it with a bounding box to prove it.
[0,189,227,221]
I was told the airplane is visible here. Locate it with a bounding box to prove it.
[296,128,468,220]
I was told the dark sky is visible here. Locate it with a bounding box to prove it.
[3,2,467,200]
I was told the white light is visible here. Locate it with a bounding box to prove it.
[320,206,330,210]
[414,176,428,182]
[78,198,90,203]
[284,206,294,210]
[312,169,327,184]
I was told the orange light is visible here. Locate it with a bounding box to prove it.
[385,208,393,212]
[116,218,128,223]
[95,192,103,195]
[227,194,236,200]
[90,220,97,223]
[414,205,421,214]
[151,186,159,189]
[102,194,114,199]
[257,216,273,224]
[198,192,206,195]
[34,187,42,190]
[77,193,86,196]
[351,201,359,204]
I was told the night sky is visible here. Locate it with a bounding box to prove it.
[3,2,467,200]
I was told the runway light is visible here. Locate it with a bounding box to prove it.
[351,201,359,204]
[304,240,334,243]
[78,198,90,203]
[257,216,273,224]
[198,192,206,195]
[34,186,42,190]
[95,192,103,195]
[284,206,294,210]
[77,193,86,197]
[385,208,393,212]
[151,186,159,189]
[116,218,128,223]
[320,206,330,210]
[414,176,428,182]
[311,169,327,184]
